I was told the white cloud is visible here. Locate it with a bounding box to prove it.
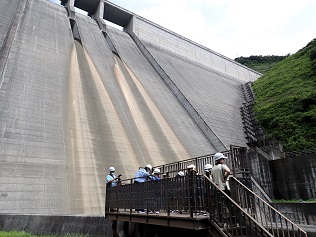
[49,0,316,59]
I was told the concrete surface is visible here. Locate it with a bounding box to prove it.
[0,0,261,215]
[0,214,110,236]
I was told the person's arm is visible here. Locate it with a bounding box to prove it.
[223,165,231,182]
[142,170,153,181]
[107,175,120,184]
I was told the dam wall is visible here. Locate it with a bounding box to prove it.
[0,0,261,215]
[126,15,260,82]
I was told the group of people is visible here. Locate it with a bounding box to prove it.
[106,164,162,188]
[134,164,161,183]
[105,152,232,215]
[175,152,231,195]
[106,152,231,195]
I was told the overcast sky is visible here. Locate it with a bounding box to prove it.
[49,0,316,59]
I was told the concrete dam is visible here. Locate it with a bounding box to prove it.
[0,0,261,215]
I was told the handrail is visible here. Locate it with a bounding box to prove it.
[154,146,248,179]
[106,173,273,236]
[105,174,207,217]
[230,176,307,237]
[204,176,274,237]
[105,145,306,236]
[250,176,272,203]
[105,173,306,237]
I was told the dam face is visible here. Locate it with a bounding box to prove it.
[0,0,261,215]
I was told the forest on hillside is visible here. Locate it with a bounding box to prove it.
[251,39,316,152]
[235,55,288,74]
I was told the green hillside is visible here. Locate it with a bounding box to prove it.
[235,55,288,74]
[252,39,316,151]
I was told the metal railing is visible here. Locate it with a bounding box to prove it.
[106,145,249,215]
[106,172,206,217]
[105,145,307,236]
[154,145,248,178]
[205,176,273,237]
[106,173,276,237]
[230,177,307,237]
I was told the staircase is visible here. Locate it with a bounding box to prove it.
[105,146,307,237]
[222,176,307,237]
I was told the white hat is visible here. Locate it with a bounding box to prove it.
[178,171,185,176]
[109,167,115,172]
[187,164,196,169]
[204,164,213,171]
[214,152,228,161]
[145,164,152,170]
[153,168,160,174]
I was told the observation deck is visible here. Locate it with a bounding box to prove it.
[105,146,307,237]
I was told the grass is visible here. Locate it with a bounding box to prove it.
[0,232,88,237]
[253,38,316,151]
[272,199,316,203]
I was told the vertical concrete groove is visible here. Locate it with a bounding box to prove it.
[113,57,163,164]
[91,17,192,163]
[123,62,191,160]
[0,0,28,87]
[67,42,90,213]
[83,47,140,173]
[113,56,191,165]
[104,32,120,58]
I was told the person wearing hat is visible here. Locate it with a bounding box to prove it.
[186,164,197,175]
[176,171,185,177]
[204,164,213,180]
[134,164,153,183]
[186,164,198,215]
[151,168,161,214]
[211,153,230,192]
[106,167,121,188]
[152,168,161,181]
[134,164,153,213]
[211,152,236,224]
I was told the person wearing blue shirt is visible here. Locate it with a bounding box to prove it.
[134,164,152,183]
[134,164,152,213]
[152,168,161,181]
[106,167,121,187]
[151,168,161,214]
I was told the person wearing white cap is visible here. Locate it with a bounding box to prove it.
[106,167,121,187]
[134,164,153,183]
[204,164,213,180]
[211,153,230,192]
[152,168,161,181]
[176,171,185,177]
[151,168,162,214]
[187,164,197,175]
[211,153,239,225]
[134,164,153,213]
[212,153,231,219]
